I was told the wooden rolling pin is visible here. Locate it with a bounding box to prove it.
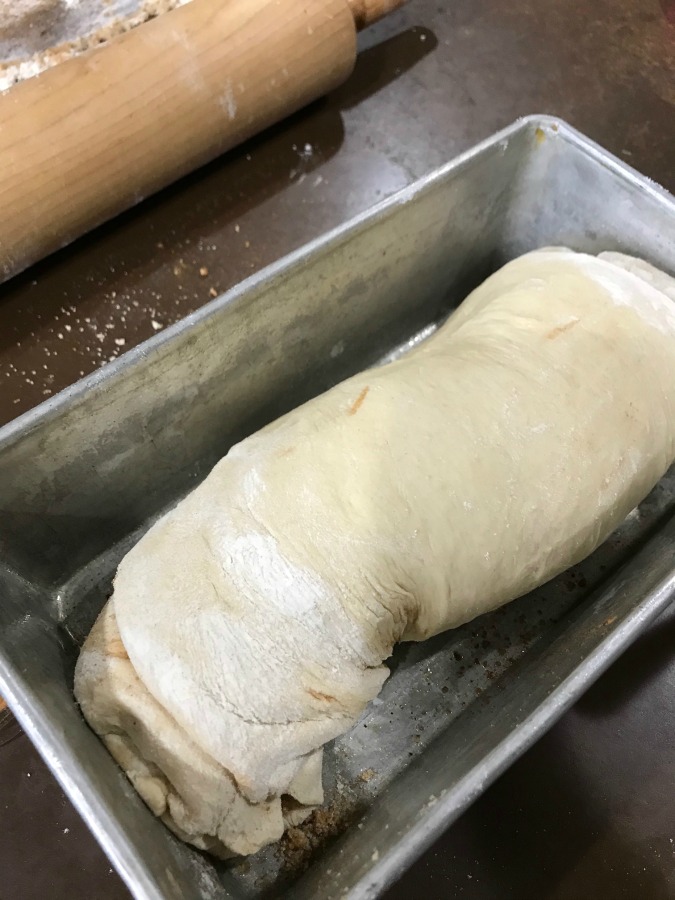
[0,0,407,283]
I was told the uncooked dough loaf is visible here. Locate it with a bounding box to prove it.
[75,248,675,857]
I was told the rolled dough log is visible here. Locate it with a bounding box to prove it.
[75,248,675,856]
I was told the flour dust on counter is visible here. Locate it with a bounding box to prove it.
[0,0,191,91]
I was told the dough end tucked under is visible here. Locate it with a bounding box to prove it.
[74,601,323,858]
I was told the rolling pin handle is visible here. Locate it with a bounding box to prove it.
[347,0,408,30]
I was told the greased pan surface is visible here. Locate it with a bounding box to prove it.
[0,117,673,900]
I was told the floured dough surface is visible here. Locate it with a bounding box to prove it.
[75,248,675,857]
[76,602,322,857]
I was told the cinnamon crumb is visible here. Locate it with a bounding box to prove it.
[359,768,376,783]
[277,796,357,874]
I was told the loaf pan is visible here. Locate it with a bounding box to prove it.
[0,116,673,900]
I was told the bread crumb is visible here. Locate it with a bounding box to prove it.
[277,795,356,875]
[199,267,208,277]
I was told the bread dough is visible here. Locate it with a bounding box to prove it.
[75,248,675,856]
[75,602,321,857]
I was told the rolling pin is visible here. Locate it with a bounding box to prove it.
[0,0,407,283]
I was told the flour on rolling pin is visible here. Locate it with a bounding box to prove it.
[0,0,408,285]
[0,0,191,91]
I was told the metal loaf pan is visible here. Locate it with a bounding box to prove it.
[0,116,674,900]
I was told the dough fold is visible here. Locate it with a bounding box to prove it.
[75,248,675,856]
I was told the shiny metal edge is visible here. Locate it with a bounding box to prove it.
[340,515,675,899]
[0,644,169,900]
[2,114,672,454]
